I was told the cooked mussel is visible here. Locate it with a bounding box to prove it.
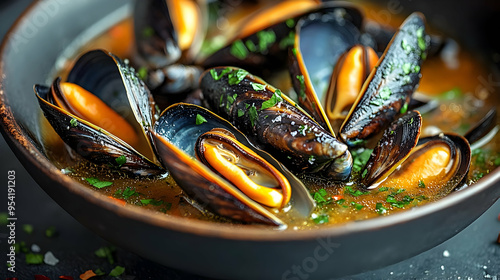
[340,12,430,147]
[199,66,352,181]
[151,103,315,226]
[35,50,163,176]
[369,133,471,198]
[200,0,325,74]
[324,45,379,130]
[288,3,363,132]
[195,128,291,208]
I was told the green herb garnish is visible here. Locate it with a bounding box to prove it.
[210,67,232,81]
[351,202,364,210]
[312,213,329,224]
[249,105,258,127]
[25,253,44,265]
[251,82,266,91]
[115,155,127,167]
[375,203,387,215]
[286,18,295,28]
[351,149,372,173]
[109,266,125,277]
[245,40,257,52]
[237,109,245,117]
[45,226,57,238]
[257,30,276,53]
[230,40,248,60]
[228,69,248,85]
[296,75,306,99]
[23,224,34,234]
[418,180,426,188]
[344,186,369,197]
[85,177,113,189]
[379,87,392,100]
[95,246,115,264]
[141,199,164,206]
[261,91,283,111]
[70,118,78,127]
[137,66,148,81]
[195,114,207,125]
[400,102,408,114]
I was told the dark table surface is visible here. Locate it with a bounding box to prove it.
[0,1,499,279]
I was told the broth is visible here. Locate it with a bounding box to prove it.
[42,6,500,230]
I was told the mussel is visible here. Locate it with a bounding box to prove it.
[35,50,163,176]
[199,66,352,181]
[151,103,315,226]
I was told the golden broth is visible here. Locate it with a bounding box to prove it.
[44,10,500,230]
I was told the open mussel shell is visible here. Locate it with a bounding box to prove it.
[200,0,330,75]
[151,103,315,226]
[288,3,363,133]
[324,45,379,131]
[386,133,471,196]
[133,0,206,67]
[200,66,352,181]
[340,12,430,147]
[35,84,163,176]
[361,111,422,188]
[35,50,163,175]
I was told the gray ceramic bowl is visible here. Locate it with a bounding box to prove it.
[1,1,499,279]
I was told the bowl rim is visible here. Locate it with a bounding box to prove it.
[0,0,499,242]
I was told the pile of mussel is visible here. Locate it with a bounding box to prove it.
[35,0,493,227]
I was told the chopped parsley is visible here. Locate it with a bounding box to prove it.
[387,194,414,208]
[286,18,295,28]
[141,199,165,206]
[142,26,154,38]
[25,253,44,265]
[251,82,266,91]
[245,40,257,52]
[296,75,306,99]
[70,118,78,127]
[378,187,389,192]
[45,226,57,238]
[95,246,115,264]
[257,30,276,53]
[401,39,413,54]
[230,40,248,60]
[109,266,125,277]
[85,177,113,189]
[279,31,295,49]
[210,67,232,81]
[379,87,392,100]
[260,91,283,111]
[418,180,426,188]
[115,187,139,199]
[23,224,34,234]
[351,149,372,173]
[351,202,364,210]
[313,189,328,203]
[137,66,148,81]
[195,114,207,125]
[400,102,408,114]
[312,213,329,224]
[344,186,369,197]
[375,203,388,214]
[115,155,127,167]
[495,157,500,166]
[228,69,248,85]
[417,36,427,52]
[237,109,245,117]
[402,63,412,74]
[248,104,258,127]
